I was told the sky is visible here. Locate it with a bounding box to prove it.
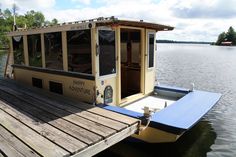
[1,0,236,42]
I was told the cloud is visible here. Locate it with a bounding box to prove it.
[1,0,236,42]
[171,0,236,18]
[0,0,56,13]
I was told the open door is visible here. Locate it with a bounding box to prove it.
[120,28,142,99]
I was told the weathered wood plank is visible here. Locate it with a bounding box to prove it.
[0,152,5,157]
[0,101,87,154]
[0,109,69,157]
[0,80,129,130]
[72,123,139,157]
[0,90,102,145]
[0,83,127,131]
[0,135,25,157]
[22,95,128,131]
[0,87,115,138]
[0,125,40,157]
[0,79,139,125]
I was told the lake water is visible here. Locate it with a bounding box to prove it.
[0,44,236,157]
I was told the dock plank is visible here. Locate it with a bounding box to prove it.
[0,80,128,130]
[0,79,141,157]
[0,125,40,157]
[0,135,25,157]
[0,109,69,157]
[0,101,87,154]
[0,79,139,125]
[0,86,116,137]
[0,84,128,131]
[0,90,102,145]
[72,123,139,157]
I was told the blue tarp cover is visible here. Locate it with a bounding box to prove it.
[151,90,221,130]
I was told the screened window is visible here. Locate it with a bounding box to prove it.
[67,30,92,74]
[148,33,155,68]
[44,32,63,70]
[27,34,42,67]
[13,36,24,65]
[49,81,63,94]
[99,30,116,76]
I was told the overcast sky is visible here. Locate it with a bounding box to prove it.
[1,0,236,42]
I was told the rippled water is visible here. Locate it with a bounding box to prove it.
[0,44,236,157]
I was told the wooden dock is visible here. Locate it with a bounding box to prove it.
[0,79,140,157]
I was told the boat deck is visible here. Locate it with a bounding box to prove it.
[0,79,140,157]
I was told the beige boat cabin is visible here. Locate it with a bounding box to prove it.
[7,16,174,106]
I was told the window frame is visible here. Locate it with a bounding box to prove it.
[66,29,93,74]
[147,32,155,69]
[44,31,63,70]
[97,27,117,78]
[27,34,42,67]
[12,36,25,65]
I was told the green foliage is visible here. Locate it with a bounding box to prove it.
[0,5,58,48]
[216,26,236,45]
[216,32,226,45]
[25,10,45,27]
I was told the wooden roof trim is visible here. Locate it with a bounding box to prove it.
[96,20,174,31]
[7,17,174,36]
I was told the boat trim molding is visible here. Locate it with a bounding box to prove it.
[12,64,95,80]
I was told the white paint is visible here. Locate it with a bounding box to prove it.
[124,96,176,114]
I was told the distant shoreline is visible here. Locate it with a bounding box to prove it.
[156,40,212,44]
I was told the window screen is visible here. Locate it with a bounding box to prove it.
[27,34,42,67]
[44,32,63,70]
[13,36,24,65]
[67,30,92,74]
[32,77,43,88]
[99,30,116,76]
[148,33,155,68]
[49,81,63,94]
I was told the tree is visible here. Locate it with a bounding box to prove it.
[216,32,226,45]
[215,26,236,45]
[226,26,236,45]
[51,18,58,25]
[0,7,58,48]
[25,10,45,27]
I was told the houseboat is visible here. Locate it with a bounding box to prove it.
[6,16,221,143]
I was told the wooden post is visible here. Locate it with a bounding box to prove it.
[116,26,121,105]
[23,35,29,66]
[41,33,46,68]
[91,28,96,76]
[62,31,68,71]
[140,28,145,94]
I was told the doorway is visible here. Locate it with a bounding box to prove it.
[120,29,141,99]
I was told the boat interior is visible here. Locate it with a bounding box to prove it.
[120,28,141,99]
[124,86,185,114]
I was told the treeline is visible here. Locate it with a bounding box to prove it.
[215,26,236,45]
[0,6,58,48]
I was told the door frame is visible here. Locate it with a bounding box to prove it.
[117,26,145,106]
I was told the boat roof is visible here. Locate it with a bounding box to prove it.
[7,16,174,36]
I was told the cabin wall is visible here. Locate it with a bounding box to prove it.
[14,68,95,103]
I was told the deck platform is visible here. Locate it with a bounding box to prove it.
[0,79,140,157]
